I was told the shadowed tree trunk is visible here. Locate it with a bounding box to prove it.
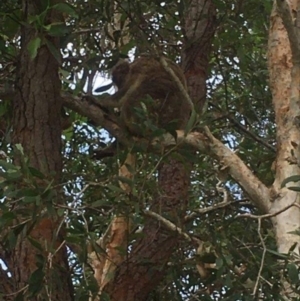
[103,1,217,300]
[182,0,216,113]
[6,1,73,300]
[106,162,190,301]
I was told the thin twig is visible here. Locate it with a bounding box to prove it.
[73,28,103,34]
[144,210,200,244]
[252,219,266,298]
[4,285,29,297]
[184,201,236,222]
[208,102,276,153]
[227,114,276,153]
[237,201,297,219]
[160,56,195,111]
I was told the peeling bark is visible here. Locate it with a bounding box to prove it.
[268,0,300,254]
[268,0,300,298]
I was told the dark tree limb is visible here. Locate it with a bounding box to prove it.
[62,92,128,144]
[0,267,14,298]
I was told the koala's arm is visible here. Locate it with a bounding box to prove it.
[84,93,119,109]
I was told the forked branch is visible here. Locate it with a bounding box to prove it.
[62,93,271,212]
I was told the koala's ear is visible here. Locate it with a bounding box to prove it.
[94,82,114,93]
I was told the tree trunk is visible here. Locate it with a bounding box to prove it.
[182,0,216,113]
[268,0,300,255]
[103,1,217,300]
[268,0,300,298]
[106,159,190,301]
[8,1,73,300]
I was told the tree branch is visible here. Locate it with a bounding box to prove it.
[201,127,271,212]
[61,92,128,145]
[163,129,271,212]
[160,57,195,111]
[237,201,297,219]
[0,266,14,297]
[209,102,276,153]
[62,94,270,212]
[73,28,103,35]
[143,210,200,244]
[184,200,237,222]
[227,114,276,153]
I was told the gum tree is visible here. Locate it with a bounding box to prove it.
[1,0,300,300]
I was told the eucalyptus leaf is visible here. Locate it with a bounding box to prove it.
[27,37,41,59]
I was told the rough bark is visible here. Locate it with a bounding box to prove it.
[106,159,190,301]
[100,1,217,300]
[8,1,73,300]
[182,0,216,113]
[0,267,13,300]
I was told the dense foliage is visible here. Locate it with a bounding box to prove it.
[1,0,294,300]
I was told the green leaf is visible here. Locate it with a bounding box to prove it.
[140,101,148,113]
[215,258,223,269]
[0,100,8,117]
[185,108,197,135]
[27,37,41,59]
[100,292,111,301]
[0,211,15,224]
[57,208,65,217]
[7,231,17,249]
[40,0,50,10]
[35,254,46,267]
[45,22,70,37]
[117,175,134,186]
[281,175,300,188]
[45,38,62,64]
[0,159,17,171]
[63,128,73,141]
[27,237,43,252]
[90,199,107,207]
[4,188,18,198]
[287,263,299,285]
[287,186,300,192]
[13,223,27,237]
[52,3,78,18]
[42,179,54,195]
[15,292,25,301]
[28,167,45,179]
[288,242,298,253]
[17,188,39,197]
[106,184,124,193]
[46,201,56,217]
[23,196,40,204]
[224,273,233,288]
[15,144,24,155]
[2,171,22,181]
[28,268,44,295]
[267,249,288,259]
[289,229,300,236]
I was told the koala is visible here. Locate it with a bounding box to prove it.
[108,56,191,136]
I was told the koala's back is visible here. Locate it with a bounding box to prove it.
[116,56,191,135]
